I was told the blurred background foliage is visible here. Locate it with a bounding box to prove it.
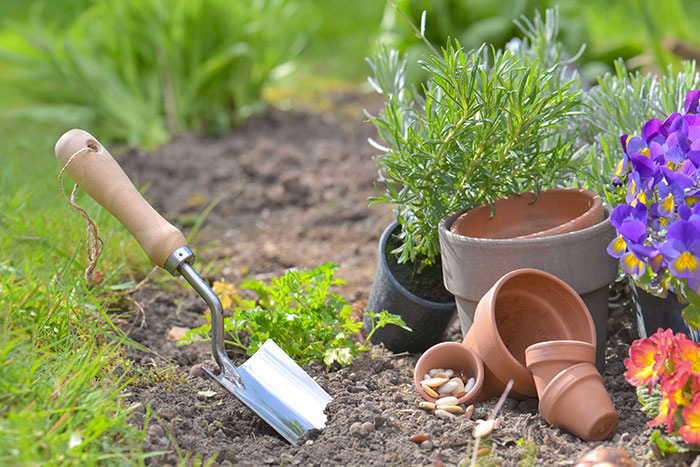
[0,0,699,148]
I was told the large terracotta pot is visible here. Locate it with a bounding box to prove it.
[463,269,596,400]
[439,188,616,370]
[538,362,618,441]
[363,222,456,353]
[413,341,484,406]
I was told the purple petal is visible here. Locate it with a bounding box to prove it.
[610,205,633,229]
[680,204,692,220]
[650,141,666,163]
[667,220,699,249]
[663,166,694,189]
[667,131,690,153]
[684,113,700,127]
[685,90,700,114]
[620,251,646,276]
[620,134,629,152]
[642,119,662,144]
[662,113,682,136]
[665,146,686,165]
[687,150,700,167]
[618,220,647,243]
[607,235,627,259]
[626,136,646,155]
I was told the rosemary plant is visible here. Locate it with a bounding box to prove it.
[367,9,584,268]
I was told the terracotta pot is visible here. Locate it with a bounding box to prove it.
[413,341,484,406]
[539,362,618,441]
[363,222,456,353]
[463,269,596,400]
[449,188,603,239]
[440,197,616,371]
[525,340,596,397]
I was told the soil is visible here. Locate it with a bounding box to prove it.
[113,92,670,466]
[384,225,454,303]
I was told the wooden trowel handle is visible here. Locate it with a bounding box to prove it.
[55,129,188,269]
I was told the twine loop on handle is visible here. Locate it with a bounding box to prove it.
[58,147,104,286]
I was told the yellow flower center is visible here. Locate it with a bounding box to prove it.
[676,252,699,273]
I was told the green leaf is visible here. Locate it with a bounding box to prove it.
[637,385,662,418]
[682,304,700,330]
[650,430,694,457]
[197,390,217,399]
[323,347,354,368]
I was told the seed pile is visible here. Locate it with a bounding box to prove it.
[418,368,476,419]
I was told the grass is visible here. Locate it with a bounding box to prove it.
[0,117,156,464]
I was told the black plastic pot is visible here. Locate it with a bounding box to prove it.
[362,222,456,353]
[629,281,700,342]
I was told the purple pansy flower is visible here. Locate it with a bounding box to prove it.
[656,220,700,280]
[609,89,700,298]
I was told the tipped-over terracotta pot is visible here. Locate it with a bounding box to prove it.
[539,362,618,441]
[463,269,596,401]
[449,188,603,239]
[525,340,596,397]
[413,341,484,406]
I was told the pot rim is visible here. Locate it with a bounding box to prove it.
[448,188,602,240]
[413,341,485,405]
[439,204,612,247]
[525,340,596,367]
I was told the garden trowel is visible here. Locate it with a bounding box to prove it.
[55,129,332,444]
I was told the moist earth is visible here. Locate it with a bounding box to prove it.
[114,93,664,466]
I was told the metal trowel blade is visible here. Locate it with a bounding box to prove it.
[204,339,332,444]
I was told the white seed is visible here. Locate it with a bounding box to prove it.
[428,368,443,377]
[434,409,455,419]
[418,401,436,410]
[435,396,458,406]
[423,373,431,381]
[436,404,464,414]
[465,377,476,393]
[434,372,450,380]
[422,377,449,388]
[449,377,464,395]
[444,369,454,378]
[472,419,496,438]
[437,380,459,394]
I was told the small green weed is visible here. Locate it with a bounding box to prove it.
[179,262,410,368]
[516,437,538,466]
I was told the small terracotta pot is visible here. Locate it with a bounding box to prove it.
[539,362,618,441]
[463,269,596,400]
[449,188,603,239]
[525,340,596,397]
[413,341,484,406]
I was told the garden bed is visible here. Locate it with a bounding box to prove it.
[116,93,656,465]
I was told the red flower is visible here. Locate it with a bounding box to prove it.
[680,392,700,444]
[670,334,700,373]
[650,360,691,432]
[624,328,673,390]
